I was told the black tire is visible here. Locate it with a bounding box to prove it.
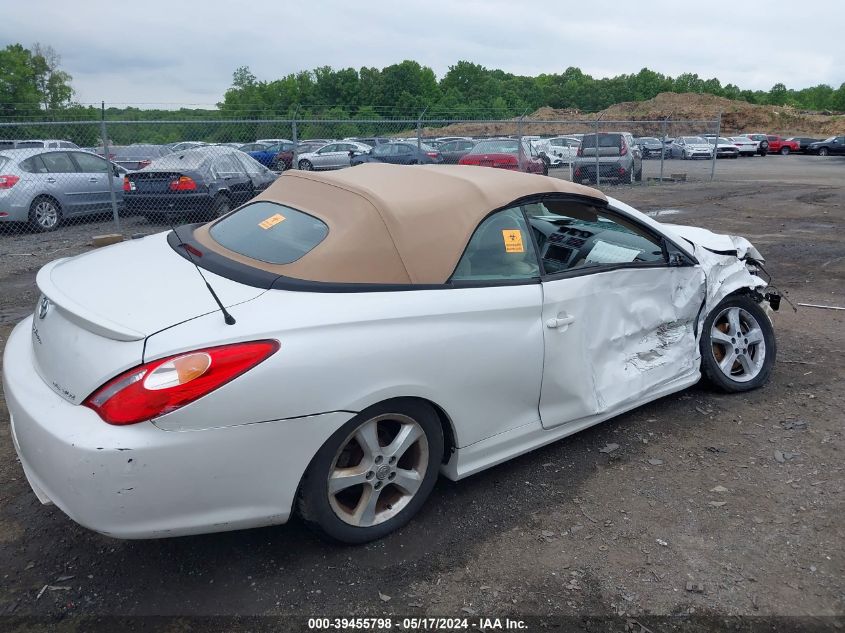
[818,147,829,156]
[28,196,62,232]
[297,399,443,544]
[699,294,776,393]
[779,146,790,155]
[207,194,232,220]
[299,159,313,170]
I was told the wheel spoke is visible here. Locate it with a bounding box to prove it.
[737,354,755,376]
[745,327,764,345]
[710,328,733,345]
[719,349,738,373]
[351,485,381,526]
[727,308,742,335]
[385,423,422,461]
[392,468,422,495]
[328,467,369,495]
[354,420,381,458]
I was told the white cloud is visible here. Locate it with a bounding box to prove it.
[2,0,842,106]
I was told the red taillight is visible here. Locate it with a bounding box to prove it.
[0,175,20,189]
[123,176,130,192]
[426,152,438,158]
[169,175,197,191]
[619,136,628,156]
[83,340,280,425]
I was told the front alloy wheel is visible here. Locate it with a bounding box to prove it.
[700,294,776,392]
[298,400,443,543]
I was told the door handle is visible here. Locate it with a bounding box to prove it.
[88,177,99,182]
[546,314,576,329]
[46,177,56,183]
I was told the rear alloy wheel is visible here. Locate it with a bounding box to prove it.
[299,159,313,170]
[780,146,790,155]
[818,147,829,156]
[700,294,776,392]
[29,197,61,232]
[298,400,443,543]
[208,195,231,220]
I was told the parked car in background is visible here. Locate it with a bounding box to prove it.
[459,138,547,175]
[108,144,170,171]
[634,137,664,159]
[741,134,770,156]
[123,147,276,222]
[296,141,326,156]
[351,142,443,166]
[534,137,581,164]
[0,148,125,231]
[784,137,822,154]
[167,141,208,153]
[256,138,293,146]
[572,132,641,183]
[247,141,296,170]
[807,136,845,156]
[727,137,758,157]
[14,140,80,150]
[668,137,714,160]
[238,142,272,153]
[705,137,740,159]
[763,136,800,155]
[345,137,389,147]
[296,141,372,171]
[436,136,473,144]
[438,139,477,164]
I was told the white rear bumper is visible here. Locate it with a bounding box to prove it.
[3,317,353,539]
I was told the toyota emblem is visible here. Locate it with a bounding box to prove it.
[38,296,50,320]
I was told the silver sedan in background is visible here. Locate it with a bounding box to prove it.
[296,141,373,171]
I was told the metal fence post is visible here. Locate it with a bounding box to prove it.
[100,102,121,233]
[416,108,426,150]
[594,119,601,188]
[710,112,721,182]
[659,118,666,184]
[517,113,525,171]
[291,108,299,170]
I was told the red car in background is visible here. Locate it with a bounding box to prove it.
[763,135,801,155]
[459,138,548,175]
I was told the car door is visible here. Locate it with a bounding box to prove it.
[211,154,251,204]
[524,197,705,429]
[69,151,119,213]
[833,137,845,155]
[313,144,341,169]
[39,151,87,215]
[449,204,545,440]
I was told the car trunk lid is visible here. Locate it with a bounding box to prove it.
[32,232,266,403]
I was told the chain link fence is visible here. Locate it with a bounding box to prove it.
[0,114,723,237]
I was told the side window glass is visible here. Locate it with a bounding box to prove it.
[71,152,109,173]
[20,155,49,173]
[40,152,77,173]
[452,207,540,281]
[522,200,665,275]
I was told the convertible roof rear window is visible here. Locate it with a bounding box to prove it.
[209,201,328,265]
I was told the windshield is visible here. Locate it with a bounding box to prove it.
[209,201,329,265]
[682,137,705,143]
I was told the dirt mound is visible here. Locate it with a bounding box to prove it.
[420,93,844,138]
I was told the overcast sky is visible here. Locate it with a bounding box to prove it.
[3,0,842,107]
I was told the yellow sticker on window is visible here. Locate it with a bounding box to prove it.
[502,229,524,253]
[258,213,286,230]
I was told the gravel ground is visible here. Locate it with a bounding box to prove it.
[0,156,843,629]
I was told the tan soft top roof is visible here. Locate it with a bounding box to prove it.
[194,163,607,285]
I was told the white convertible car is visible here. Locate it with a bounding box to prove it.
[3,164,779,543]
